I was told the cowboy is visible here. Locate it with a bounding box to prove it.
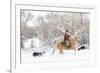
[63,30,70,46]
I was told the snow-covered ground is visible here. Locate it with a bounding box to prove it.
[21,48,90,64]
[21,38,90,64]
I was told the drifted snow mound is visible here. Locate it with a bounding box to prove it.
[24,39,32,49]
[32,38,43,48]
[23,38,43,49]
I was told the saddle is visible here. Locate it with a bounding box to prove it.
[60,40,71,50]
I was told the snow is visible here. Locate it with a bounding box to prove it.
[22,38,90,64]
[21,48,90,64]
[23,38,43,49]
[24,39,32,49]
[32,38,43,48]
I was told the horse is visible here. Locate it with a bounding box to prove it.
[53,34,79,54]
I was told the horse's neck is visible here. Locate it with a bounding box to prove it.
[71,35,78,42]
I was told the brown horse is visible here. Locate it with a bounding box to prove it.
[53,34,79,54]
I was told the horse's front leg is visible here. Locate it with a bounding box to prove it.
[59,48,64,54]
[73,48,77,55]
[71,44,77,55]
